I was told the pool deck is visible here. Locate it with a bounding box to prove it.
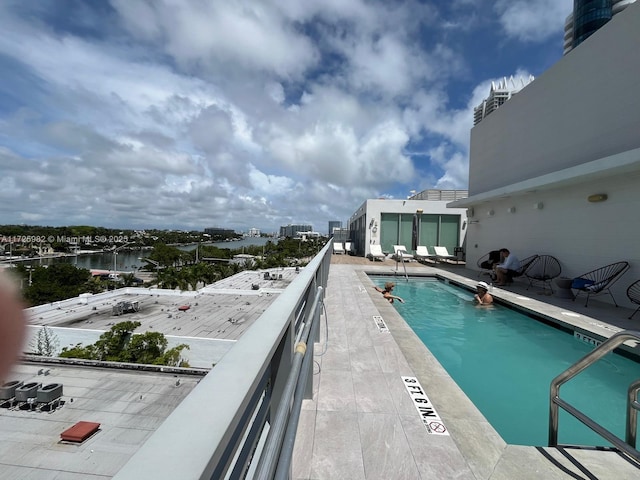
[292,255,640,479]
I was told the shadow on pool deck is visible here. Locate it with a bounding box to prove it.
[292,259,640,480]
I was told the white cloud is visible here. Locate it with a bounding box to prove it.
[0,1,563,231]
[495,0,573,42]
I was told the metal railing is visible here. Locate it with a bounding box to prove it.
[393,249,409,281]
[113,240,332,480]
[549,330,640,462]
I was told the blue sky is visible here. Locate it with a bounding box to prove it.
[0,0,573,233]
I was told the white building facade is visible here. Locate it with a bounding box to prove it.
[452,1,640,306]
[349,190,468,258]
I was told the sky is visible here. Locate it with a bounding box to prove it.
[0,0,573,234]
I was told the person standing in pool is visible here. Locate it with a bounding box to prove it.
[474,281,493,306]
[374,282,405,304]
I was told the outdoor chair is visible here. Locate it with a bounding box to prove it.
[414,246,436,263]
[433,246,458,263]
[344,242,353,255]
[626,280,640,319]
[525,255,561,293]
[393,245,414,262]
[572,261,630,307]
[333,242,345,255]
[368,244,386,262]
[477,250,501,277]
[496,254,538,284]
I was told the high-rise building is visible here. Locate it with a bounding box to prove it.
[563,0,636,55]
[473,75,535,126]
[279,224,312,238]
[328,221,341,236]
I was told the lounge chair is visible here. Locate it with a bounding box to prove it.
[414,246,436,262]
[626,280,640,319]
[433,246,458,263]
[393,245,413,262]
[333,242,345,255]
[525,255,561,293]
[369,245,386,262]
[344,242,353,255]
[572,261,630,307]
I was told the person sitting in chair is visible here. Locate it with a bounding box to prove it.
[493,248,520,286]
[374,282,405,304]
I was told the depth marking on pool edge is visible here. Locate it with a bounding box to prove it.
[373,315,389,333]
[402,376,449,436]
[574,331,603,347]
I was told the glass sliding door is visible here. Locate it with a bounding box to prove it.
[380,213,398,254]
[439,215,460,252]
[419,214,439,249]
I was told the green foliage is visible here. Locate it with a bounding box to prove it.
[149,243,188,267]
[161,344,190,367]
[59,321,190,366]
[59,343,98,360]
[30,326,60,356]
[23,263,93,306]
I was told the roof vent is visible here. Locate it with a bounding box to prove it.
[0,380,23,402]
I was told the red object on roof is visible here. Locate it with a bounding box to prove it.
[178,305,190,311]
[61,421,101,442]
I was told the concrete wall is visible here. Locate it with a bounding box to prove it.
[465,170,640,308]
[469,2,640,195]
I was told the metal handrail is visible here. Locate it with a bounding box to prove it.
[394,249,409,281]
[254,286,324,479]
[549,330,640,461]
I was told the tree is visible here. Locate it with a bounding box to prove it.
[149,243,187,267]
[59,321,190,367]
[23,264,93,306]
[93,320,141,361]
[30,326,60,356]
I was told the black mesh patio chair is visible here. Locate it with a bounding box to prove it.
[525,255,562,293]
[511,255,539,278]
[572,261,630,307]
[626,280,640,319]
[477,250,501,277]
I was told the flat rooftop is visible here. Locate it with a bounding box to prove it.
[29,267,298,341]
[0,361,203,479]
[25,268,300,368]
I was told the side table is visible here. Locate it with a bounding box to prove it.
[555,277,575,299]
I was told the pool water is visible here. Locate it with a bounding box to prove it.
[374,277,640,447]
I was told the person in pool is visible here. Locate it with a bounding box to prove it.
[474,281,493,306]
[374,282,405,304]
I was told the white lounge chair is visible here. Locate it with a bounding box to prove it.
[414,246,435,262]
[369,244,386,261]
[333,242,345,254]
[344,242,353,255]
[433,246,458,263]
[393,245,413,262]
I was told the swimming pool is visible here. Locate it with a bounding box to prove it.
[373,277,640,447]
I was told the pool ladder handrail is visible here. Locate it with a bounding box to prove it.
[394,249,409,281]
[549,329,640,462]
